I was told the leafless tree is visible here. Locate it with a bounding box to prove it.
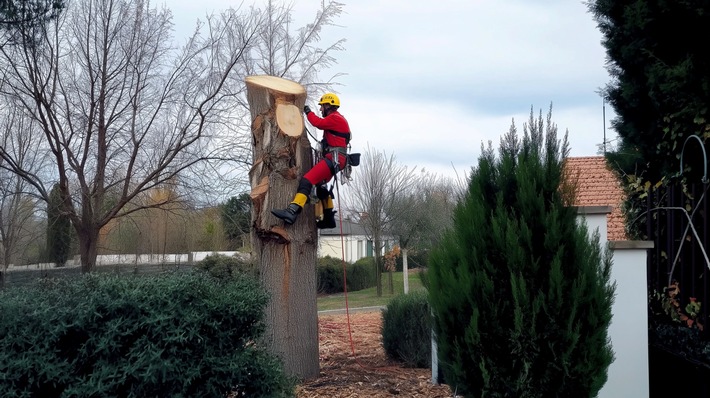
[247,0,345,93]
[0,0,346,272]
[0,0,268,272]
[388,170,458,293]
[345,145,416,296]
[0,101,48,286]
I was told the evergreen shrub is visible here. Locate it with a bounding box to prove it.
[317,256,376,294]
[195,253,255,279]
[346,259,376,291]
[0,272,294,397]
[317,256,345,294]
[381,290,431,368]
[428,108,616,397]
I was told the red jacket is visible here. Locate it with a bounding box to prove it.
[306,110,350,148]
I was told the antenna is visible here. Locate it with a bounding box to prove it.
[603,98,606,154]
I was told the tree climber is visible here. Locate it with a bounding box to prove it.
[271,92,351,228]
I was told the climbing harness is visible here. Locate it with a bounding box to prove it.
[305,127,360,227]
[307,126,359,185]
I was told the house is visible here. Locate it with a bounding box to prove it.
[565,156,650,398]
[565,156,628,241]
[318,156,628,263]
[318,218,397,263]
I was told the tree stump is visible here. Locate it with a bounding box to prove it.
[245,75,319,379]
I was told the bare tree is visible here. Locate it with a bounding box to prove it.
[0,103,47,286]
[0,0,267,272]
[388,170,458,293]
[248,0,345,92]
[0,0,346,272]
[345,145,416,296]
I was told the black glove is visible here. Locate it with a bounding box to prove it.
[304,105,311,114]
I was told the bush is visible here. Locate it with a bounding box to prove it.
[317,256,376,294]
[317,256,345,294]
[195,253,255,279]
[0,272,294,397]
[381,291,431,368]
[346,259,376,291]
[428,110,615,397]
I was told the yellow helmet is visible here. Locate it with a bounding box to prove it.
[318,93,340,107]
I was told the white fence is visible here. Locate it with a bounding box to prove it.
[4,251,249,272]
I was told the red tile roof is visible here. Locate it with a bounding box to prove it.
[565,156,628,241]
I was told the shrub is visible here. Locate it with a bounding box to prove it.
[346,259,376,291]
[428,109,615,397]
[195,253,255,279]
[317,256,345,294]
[317,256,377,294]
[0,272,294,397]
[381,290,431,368]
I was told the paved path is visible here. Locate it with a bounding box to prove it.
[318,306,385,315]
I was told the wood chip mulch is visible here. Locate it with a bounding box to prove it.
[295,311,454,398]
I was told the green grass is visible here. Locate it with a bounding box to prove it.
[317,270,426,311]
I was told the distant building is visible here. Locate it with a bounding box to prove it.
[318,218,397,263]
[564,156,627,241]
[317,156,626,263]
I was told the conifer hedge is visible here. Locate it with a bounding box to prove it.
[317,256,376,294]
[428,108,615,397]
[381,290,431,368]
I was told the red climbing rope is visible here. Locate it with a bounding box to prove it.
[334,182,358,359]
[332,177,400,373]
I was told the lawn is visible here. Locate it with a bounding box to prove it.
[317,270,426,311]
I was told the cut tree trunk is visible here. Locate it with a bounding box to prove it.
[245,75,319,380]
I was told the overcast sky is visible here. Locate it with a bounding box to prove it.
[167,0,617,181]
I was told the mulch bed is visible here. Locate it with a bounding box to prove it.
[295,311,454,397]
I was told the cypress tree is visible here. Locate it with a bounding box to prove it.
[428,107,615,397]
[588,0,710,183]
[47,183,72,267]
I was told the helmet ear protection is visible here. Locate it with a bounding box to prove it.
[318,93,340,107]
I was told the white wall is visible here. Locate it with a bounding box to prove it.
[319,235,364,263]
[577,207,651,398]
[318,235,396,263]
[599,241,652,398]
[6,251,248,270]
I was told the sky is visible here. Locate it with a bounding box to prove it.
[167,0,618,182]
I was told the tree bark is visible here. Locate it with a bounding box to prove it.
[77,226,99,274]
[374,235,383,296]
[403,248,410,294]
[245,75,319,380]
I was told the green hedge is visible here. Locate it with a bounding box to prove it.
[317,256,376,294]
[317,256,344,294]
[195,253,256,279]
[0,272,293,397]
[347,257,376,291]
[381,290,431,368]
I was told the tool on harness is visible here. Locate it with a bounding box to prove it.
[307,126,359,180]
[318,139,360,185]
[313,183,337,229]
